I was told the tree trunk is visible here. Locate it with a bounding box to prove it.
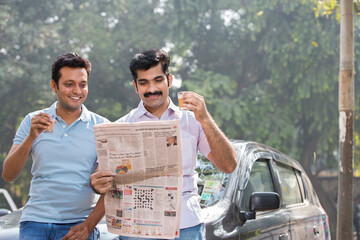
[337,0,355,239]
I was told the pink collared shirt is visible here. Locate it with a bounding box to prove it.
[116,98,211,228]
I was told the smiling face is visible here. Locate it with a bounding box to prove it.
[133,63,173,118]
[51,66,88,114]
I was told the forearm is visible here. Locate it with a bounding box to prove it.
[182,91,237,173]
[83,195,105,233]
[200,115,237,173]
[2,136,35,182]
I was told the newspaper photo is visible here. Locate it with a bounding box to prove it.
[94,120,183,239]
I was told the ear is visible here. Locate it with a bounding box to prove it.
[50,80,57,93]
[133,80,138,93]
[168,74,173,88]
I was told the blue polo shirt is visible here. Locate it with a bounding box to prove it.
[13,102,109,223]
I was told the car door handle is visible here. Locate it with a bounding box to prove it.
[313,226,320,236]
[279,233,289,240]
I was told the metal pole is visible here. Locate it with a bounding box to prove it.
[337,0,354,239]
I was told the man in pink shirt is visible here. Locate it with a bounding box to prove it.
[91,49,237,239]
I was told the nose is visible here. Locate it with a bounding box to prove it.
[148,81,157,92]
[73,84,81,94]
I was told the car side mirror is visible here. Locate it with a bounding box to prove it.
[0,208,11,217]
[240,192,280,221]
[250,192,280,212]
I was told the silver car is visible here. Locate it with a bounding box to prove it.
[198,140,330,239]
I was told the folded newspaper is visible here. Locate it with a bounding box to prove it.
[94,120,183,239]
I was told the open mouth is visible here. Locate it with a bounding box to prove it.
[70,96,82,101]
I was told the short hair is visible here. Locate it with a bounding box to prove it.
[129,49,170,83]
[51,53,91,88]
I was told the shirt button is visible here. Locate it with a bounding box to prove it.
[63,125,66,128]
[64,133,68,137]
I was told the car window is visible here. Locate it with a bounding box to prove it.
[241,159,274,211]
[196,155,226,207]
[276,163,303,205]
[295,169,306,200]
[0,193,12,211]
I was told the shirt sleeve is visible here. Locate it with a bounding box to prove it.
[197,121,211,158]
[13,114,31,145]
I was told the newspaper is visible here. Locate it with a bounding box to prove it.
[94,120,183,239]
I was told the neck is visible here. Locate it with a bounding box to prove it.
[56,106,82,125]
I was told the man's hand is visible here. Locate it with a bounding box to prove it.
[90,170,114,194]
[29,113,55,139]
[2,113,56,182]
[181,91,237,174]
[62,222,90,240]
[179,92,210,123]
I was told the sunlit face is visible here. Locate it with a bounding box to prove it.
[51,67,88,113]
[133,63,173,117]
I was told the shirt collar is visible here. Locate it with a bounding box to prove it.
[134,97,179,118]
[47,101,91,122]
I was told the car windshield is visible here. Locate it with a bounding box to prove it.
[196,155,227,207]
[0,194,12,211]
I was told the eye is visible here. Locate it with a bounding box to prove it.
[80,83,87,88]
[65,83,73,87]
[138,81,147,86]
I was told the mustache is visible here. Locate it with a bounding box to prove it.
[144,91,163,98]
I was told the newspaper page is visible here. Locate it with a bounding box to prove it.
[94,120,182,239]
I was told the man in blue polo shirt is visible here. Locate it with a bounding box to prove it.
[2,53,109,240]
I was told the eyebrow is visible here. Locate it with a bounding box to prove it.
[137,75,164,82]
[63,79,88,83]
[154,75,164,80]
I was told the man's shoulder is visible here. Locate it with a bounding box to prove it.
[86,110,110,124]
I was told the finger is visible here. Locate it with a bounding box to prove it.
[35,113,52,118]
[92,181,112,194]
[31,116,52,127]
[30,123,50,130]
[92,178,113,188]
[97,170,115,177]
[62,229,77,240]
[91,171,115,181]
[61,233,70,240]
[91,173,114,194]
[100,183,112,193]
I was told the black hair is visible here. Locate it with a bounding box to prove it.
[129,49,170,84]
[51,53,91,88]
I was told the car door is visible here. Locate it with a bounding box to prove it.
[237,159,291,240]
[275,162,307,239]
[275,162,327,239]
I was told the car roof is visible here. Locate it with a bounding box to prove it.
[222,140,305,199]
[232,140,303,170]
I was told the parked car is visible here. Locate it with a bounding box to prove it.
[197,140,330,239]
[0,140,330,239]
[0,188,17,217]
[0,196,119,240]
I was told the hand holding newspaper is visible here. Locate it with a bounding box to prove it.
[94,120,182,239]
